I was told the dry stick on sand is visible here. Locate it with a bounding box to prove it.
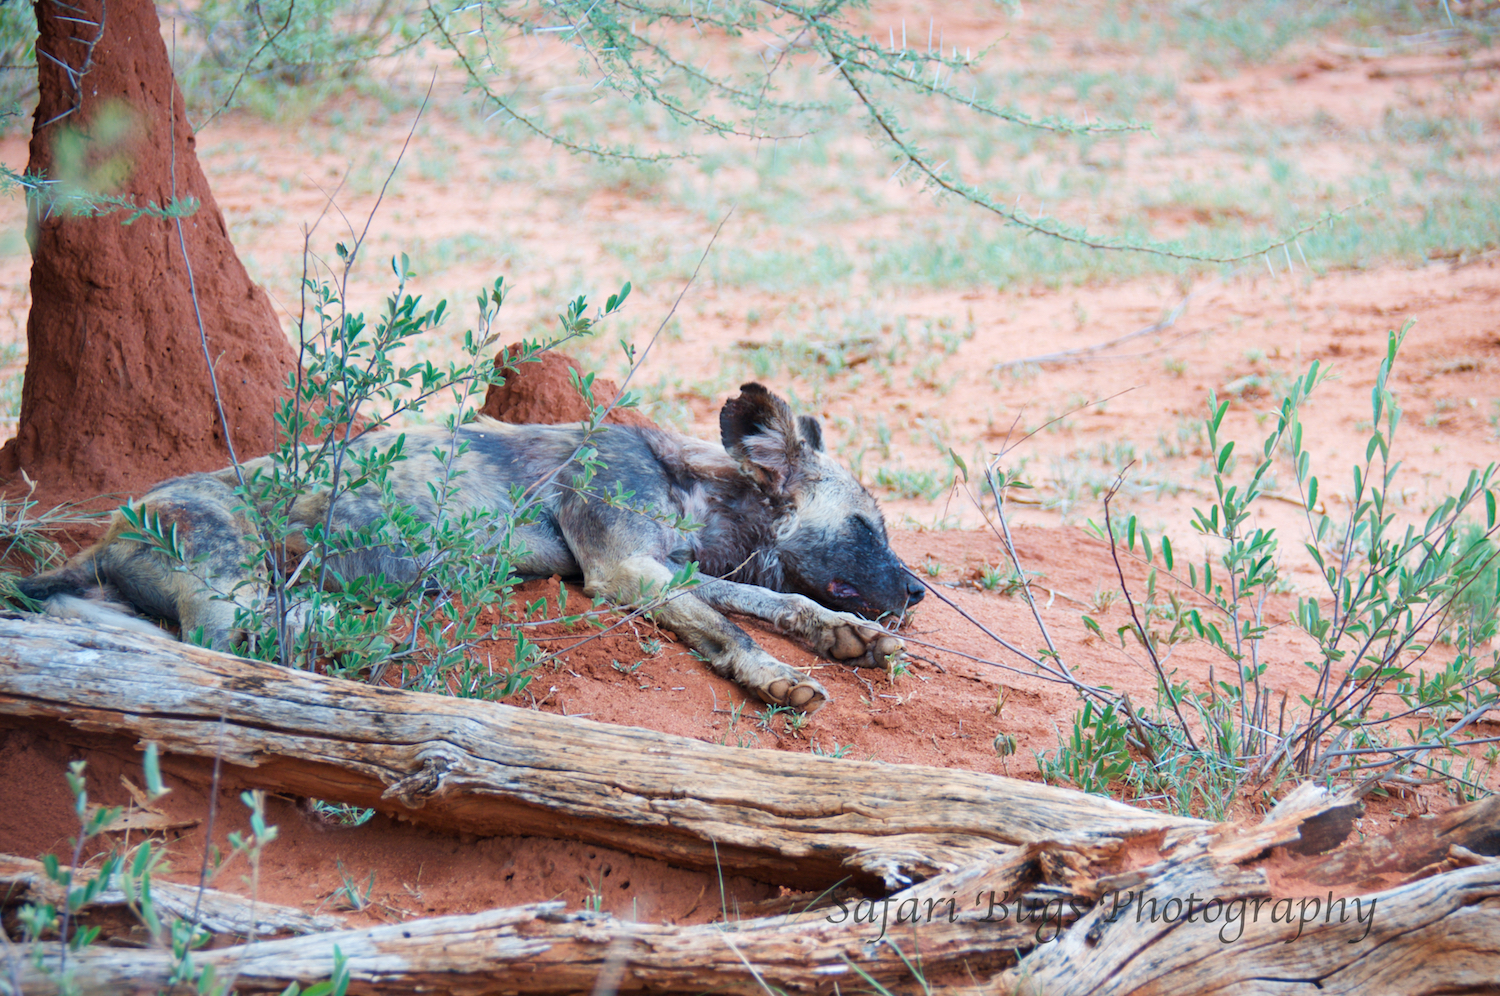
[992,294,1192,370]
[1101,468,1202,751]
[1369,57,1500,78]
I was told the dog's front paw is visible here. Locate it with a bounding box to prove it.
[826,616,904,665]
[763,667,830,713]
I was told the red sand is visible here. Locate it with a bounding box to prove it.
[1,0,1495,942]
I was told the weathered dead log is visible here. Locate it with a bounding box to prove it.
[13,853,1500,995]
[3,615,1498,995]
[10,891,1039,996]
[981,789,1500,994]
[0,854,346,937]
[0,616,1201,889]
[1297,793,1500,890]
[998,852,1500,995]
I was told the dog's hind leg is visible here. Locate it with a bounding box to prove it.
[692,578,906,666]
[89,474,266,650]
[583,555,830,712]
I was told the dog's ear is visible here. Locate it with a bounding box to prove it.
[721,383,809,490]
[797,415,824,452]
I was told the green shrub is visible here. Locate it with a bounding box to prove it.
[1034,323,1498,811]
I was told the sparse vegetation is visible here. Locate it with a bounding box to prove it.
[6,748,350,996]
[811,739,853,759]
[1,9,1498,981]
[874,466,949,502]
[1040,326,1500,812]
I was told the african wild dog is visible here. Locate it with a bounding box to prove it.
[17,384,923,712]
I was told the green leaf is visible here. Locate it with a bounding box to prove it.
[1161,534,1174,571]
[948,448,968,483]
[605,281,632,313]
[143,743,169,801]
[1211,398,1229,435]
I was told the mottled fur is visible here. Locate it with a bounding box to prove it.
[17,384,922,711]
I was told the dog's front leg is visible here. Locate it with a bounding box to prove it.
[583,555,830,712]
[693,578,905,665]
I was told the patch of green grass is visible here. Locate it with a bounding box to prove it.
[860,167,1499,289]
[1043,449,1180,523]
[1096,0,1438,72]
[977,563,1027,596]
[0,2,35,134]
[1301,187,1500,269]
[874,466,950,502]
[1037,699,1133,797]
[710,244,855,293]
[583,158,672,200]
[865,216,1196,290]
[404,232,523,276]
[309,800,377,827]
[811,738,853,759]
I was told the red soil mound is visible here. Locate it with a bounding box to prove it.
[480,345,656,428]
[0,0,295,511]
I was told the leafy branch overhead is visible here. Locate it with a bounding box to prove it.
[424,0,1349,264]
[0,166,200,225]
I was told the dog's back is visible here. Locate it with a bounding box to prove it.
[13,417,693,642]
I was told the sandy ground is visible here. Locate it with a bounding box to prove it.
[1,0,1498,935]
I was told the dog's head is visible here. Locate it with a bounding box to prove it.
[721,383,925,619]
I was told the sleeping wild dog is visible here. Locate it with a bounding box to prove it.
[17,383,924,712]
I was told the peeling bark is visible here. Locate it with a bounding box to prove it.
[0,616,1197,891]
[1,614,1497,995]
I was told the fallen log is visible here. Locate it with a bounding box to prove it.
[999,850,1500,995]
[9,891,1037,996]
[3,614,1498,995]
[0,854,347,937]
[0,616,1200,889]
[13,840,1500,996]
[995,783,1500,993]
[1297,794,1500,890]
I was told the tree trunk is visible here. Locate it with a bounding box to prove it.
[0,0,295,505]
[2,614,1497,995]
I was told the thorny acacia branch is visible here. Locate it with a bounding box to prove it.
[420,0,1364,263]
